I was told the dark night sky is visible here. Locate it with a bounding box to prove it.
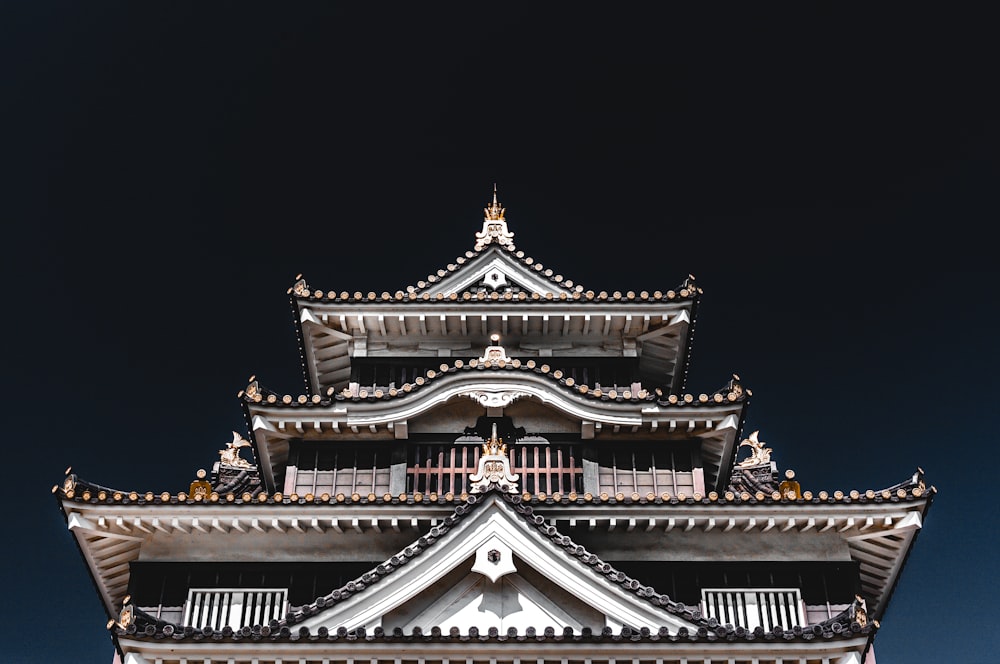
[3,3,997,662]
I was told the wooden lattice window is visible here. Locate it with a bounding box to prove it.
[407,443,480,494]
[596,443,695,495]
[407,442,583,494]
[510,443,583,494]
[291,443,392,497]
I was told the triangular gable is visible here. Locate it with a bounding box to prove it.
[417,246,577,297]
[299,492,699,634]
[385,562,605,633]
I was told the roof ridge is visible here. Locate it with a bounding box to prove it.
[288,263,701,303]
[56,470,932,508]
[241,363,748,408]
[411,243,584,295]
[114,619,877,643]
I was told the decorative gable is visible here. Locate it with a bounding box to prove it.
[408,188,580,296]
[383,558,605,633]
[425,249,576,297]
[299,492,699,634]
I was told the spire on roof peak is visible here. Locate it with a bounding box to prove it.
[484,183,505,221]
[475,184,515,251]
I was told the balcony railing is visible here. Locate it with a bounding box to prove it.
[701,588,804,631]
[184,588,287,630]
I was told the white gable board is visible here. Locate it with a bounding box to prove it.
[423,247,575,297]
[384,561,604,633]
[300,493,698,634]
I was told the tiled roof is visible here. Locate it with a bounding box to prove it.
[408,242,585,294]
[729,466,783,495]
[117,612,876,643]
[241,363,748,408]
[211,466,264,497]
[113,487,877,644]
[287,488,690,620]
[57,465,265,505]
[57,471,933,507]
[288,243,701,304]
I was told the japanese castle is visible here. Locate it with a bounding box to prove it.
[56,189,933,664]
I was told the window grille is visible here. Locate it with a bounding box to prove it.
[701,588,804,630]
[183,588,287,630]
[510,443,582,494]
[407,443,480,494]
[596,446,694,495]
[407,443,583,494]
[292,444,391,496]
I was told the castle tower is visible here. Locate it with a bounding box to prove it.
[56,188,932,664]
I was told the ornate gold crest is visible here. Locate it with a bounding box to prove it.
[475,186,515,250]
[469,423,519,493]
[483,184,505,221]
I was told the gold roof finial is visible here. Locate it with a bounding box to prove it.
[484,183,505,221]
[475,184,514,250]
[469,420,518,493]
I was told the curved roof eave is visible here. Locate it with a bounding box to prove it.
[245,363,747,427]
[106,490,882,650]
